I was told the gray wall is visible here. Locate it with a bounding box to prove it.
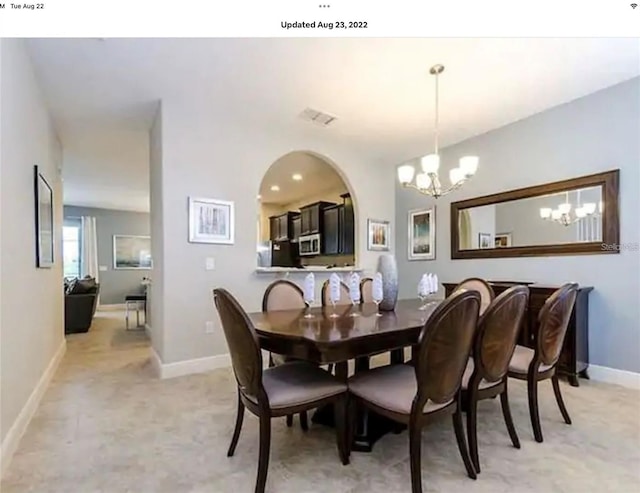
[396,78,640,373]
[63,206,151,304]
[1,39,64,447]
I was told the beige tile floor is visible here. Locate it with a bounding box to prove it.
[2,310,639,492]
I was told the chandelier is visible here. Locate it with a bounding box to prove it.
[397,64,479,198]
[539,190,599,226]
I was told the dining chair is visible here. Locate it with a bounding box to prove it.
[508,283,579,443]
[321,279,352,306]
[214,288,350,493]
[454,278,495,315]
[262,279,310,430]
[348,289,481,493]
[359,277,373,303]
[462,285,529,473]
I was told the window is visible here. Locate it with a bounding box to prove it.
[63,225,81,278]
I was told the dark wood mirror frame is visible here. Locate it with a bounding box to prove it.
[451,170,620,259]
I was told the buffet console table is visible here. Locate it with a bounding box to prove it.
[443,281,592,387]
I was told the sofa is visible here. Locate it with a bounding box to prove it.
[64,277,100,334]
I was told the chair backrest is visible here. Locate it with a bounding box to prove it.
[454,278,495,315]
[360,277,373,304]
[321,279,351,306]
[213,288,264,401]
[262,280,305,312]
[536,283,579,367]
[415,289,481,405]
[473,285,529,384]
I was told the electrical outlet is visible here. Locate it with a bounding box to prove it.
[205,257,215,270]
[205,321,215,333]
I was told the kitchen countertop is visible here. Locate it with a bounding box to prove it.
[255,266,363,273]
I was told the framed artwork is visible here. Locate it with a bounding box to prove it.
[188,197,235,244]
[408,207,435,260]
[495,233,513,248]
[34,165,54,268]
[478,233,492,249]
[113,235,152,269]
[367,219,390,251]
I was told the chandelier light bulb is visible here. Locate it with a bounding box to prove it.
[415,172,431,190]
[558,202,571,214]
[540,208,552,219]
[551,209,562,220]
[449,167,465,185]
[583,202,597,215]
[421,154,440,174]
[397,165,415,184]
[459,156,479,176]
[575,207,587,218]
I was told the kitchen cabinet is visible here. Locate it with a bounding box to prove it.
[323,205,340,255]
[299,201,335,235]
[291,216,302,242]
[339,193,355,255]
[268,212,300,241]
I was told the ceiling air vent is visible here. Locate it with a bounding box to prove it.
[299,107,337,127]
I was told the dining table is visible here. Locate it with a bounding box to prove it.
[248,298,442,452]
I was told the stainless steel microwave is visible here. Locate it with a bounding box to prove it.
[298,234,321,256]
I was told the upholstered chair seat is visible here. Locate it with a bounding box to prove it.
[257,362,347,410]
[460,359,501,391]
[349,364,453,415]
[508,345,553,375]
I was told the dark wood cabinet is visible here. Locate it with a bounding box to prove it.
[443,281,593,387]
[268,212,300,241]
[299,201,335,236]
[323,205,340,255]
[291,216,301,242]
[339,193,355,255]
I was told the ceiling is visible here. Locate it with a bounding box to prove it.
[25,38,640,212]
[259,152,347,206]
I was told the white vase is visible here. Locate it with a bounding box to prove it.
[377,254,398,311]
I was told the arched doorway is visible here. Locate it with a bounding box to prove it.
[257,151,357,269]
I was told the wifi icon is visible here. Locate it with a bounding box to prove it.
[632,3,638,8]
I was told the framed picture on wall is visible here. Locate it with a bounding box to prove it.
[494,232,512,248]
[478,232,492,249]
[188,197,235,244]
[408,207,436,260]
[367,219,390,251]
[113,235,153,269]
[34,165,54,268]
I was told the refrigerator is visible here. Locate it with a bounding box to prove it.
[270,240,300,267]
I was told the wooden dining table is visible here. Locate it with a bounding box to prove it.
[248,298,441,451]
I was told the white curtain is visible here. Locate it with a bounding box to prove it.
[81,216,99,282]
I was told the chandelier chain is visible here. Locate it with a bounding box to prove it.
[433,70,439,155]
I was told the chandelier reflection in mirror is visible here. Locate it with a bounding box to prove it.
[539,190,601,226]
[397,64,478,198]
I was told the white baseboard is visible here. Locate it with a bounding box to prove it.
[589,365,640,390]
[1,339,66,477]
[151,347,231,379]
[97,303,126,311]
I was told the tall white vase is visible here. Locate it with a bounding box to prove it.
[377,254,398,311]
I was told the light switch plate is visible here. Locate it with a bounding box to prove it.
[205,257,215,270]
[99,265,108,272]
[205,321,215,333]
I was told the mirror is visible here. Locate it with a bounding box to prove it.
[451,170,619,258]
